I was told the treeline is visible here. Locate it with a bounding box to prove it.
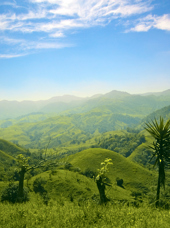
[92,133,145,157]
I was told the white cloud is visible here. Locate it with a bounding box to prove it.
[0,0,166,57]
[29,41,72,49]
[154,14,170,31]
[129,14,170,32]
[50,31,65,37]
[0,54,26,58]
[0,35,72,58]
[0,0,152,33]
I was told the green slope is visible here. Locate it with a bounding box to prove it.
[0,139,29,176]
[65,148,156,193]
[0,149,15,170]
[29,169,99,202]
[0,138,28,156]
[141,105,170,125]
[127,134,154,166]
[0,112,54,128]
[131,105,170,166]
[0,109,141,148]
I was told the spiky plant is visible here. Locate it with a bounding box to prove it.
[145,117,170,207]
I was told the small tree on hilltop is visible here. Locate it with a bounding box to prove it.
[16,153,56,202]
[94,158,112,204]
[145,117,170,207]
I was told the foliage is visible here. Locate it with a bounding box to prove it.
[116,177,124,188]
[95,158,113,184]
[1,183,29,203]
[97,132,145,157]
[93,158,113,204]
[145,116,170,206]
[33,177,47,195]
[16,154,30,169]
[82,168,97,178]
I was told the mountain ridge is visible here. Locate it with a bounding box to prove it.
[0,89,170,120]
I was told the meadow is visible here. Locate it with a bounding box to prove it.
[1,196,170,228]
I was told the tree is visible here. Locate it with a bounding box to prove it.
[16,153,56,201]
[94,158,112,204]
[16,154,30,199]
[144,117,170,207]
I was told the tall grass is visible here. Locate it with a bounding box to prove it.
[1,196,170,228]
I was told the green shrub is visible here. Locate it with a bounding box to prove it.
[82,168,96,178]
[1,183,29,203]
[33,177,47,195]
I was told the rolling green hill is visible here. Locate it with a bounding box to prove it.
[16,147,157,204]
[0,139,29,180]
[129,106,170,166]
[0,109,141,149]
[0,112,54,128]
[0,139,28,156]
[127,134,154,166]
[141,105,170,125]
[0,149,15,171]
[65,148,156,194]
[0,139,29,176]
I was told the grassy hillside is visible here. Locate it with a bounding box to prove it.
[65,148,156,193]
[0,139,29,180]
[127,133,154,166]
[0,109,141,149]
[0,112,54,128]
[141,105,170,125]
[0,139,28,156]
[0,150,15,171]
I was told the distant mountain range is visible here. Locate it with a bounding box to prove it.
[0,89,170,120]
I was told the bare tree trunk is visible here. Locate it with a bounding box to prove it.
[18,168,25,199]
[96,177,108,204]
[156,176,160,207]
[156,164,161,207]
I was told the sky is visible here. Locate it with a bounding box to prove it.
[0,0,170,101]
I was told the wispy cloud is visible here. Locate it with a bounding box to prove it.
[129,14,170,32]
[0,0,166,58]
[0,53,26,59]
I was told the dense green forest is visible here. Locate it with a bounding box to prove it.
[1,91,170,227]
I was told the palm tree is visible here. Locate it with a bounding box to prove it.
[144,117,170,207]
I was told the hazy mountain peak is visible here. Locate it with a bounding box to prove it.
[89,94,103,99]
[140,89,170,97]
[48,94,86,103]
[103,90,131,99]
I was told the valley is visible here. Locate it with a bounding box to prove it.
[0,89,170,227]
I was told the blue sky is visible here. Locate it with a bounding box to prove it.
[0,0,170,101]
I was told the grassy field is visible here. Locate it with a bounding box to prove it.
[1,197,170,228]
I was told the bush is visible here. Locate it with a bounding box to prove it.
[64,162,73,170]
[33,177,50,205]
[82,168,96,178]
[116,177,124,188]
[1,183,29,203]
[33,177,47,195]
